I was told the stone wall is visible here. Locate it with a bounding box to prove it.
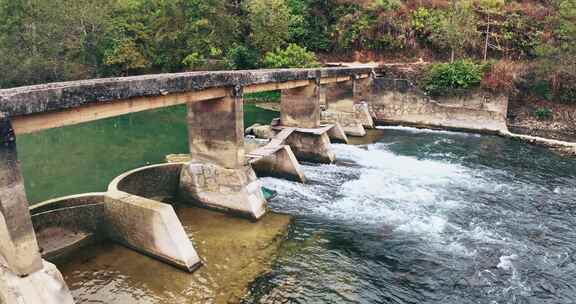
[370,78,509,133]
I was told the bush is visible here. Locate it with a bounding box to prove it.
[533,107,553,120]
[423,60,485,96]
[481,60,526,94]
[225,45,260,70]
[263,44,320,69]
[550,72,576,104]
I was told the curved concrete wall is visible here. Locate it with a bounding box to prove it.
[109,163,183,200]
[30,194,106,261]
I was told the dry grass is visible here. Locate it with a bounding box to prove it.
[481,60,527,94]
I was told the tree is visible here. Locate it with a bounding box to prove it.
[246,0,291,52]
[535,0,576,103]
[475,0,505,61]
[432,0,480,61]
[0,0,114,87]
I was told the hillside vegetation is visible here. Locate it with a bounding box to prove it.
[0,0,574,105]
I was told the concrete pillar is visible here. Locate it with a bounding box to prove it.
[353,75,373,105]
[183,86,267,219]
[0,114,75,304]
[0,114,43,276]
[280,81,321,129]
[188,86,245,169]
[352,75,375,129]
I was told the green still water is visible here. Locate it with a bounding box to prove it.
[16,103,278,204]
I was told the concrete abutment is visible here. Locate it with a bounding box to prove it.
[0,114,75,304]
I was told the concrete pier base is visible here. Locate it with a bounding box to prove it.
[322,110,367,137]
[104,192,201,272]
[249,145,307,183]
[178,162,267,220]
[0,260,74,304]
[326,122,349,144]
[273,127,335,164]
[354,102,375,129]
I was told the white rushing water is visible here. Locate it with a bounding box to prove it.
[250,127,576,304]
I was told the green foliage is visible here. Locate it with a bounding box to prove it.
[246,0,291,53]
[533,107,553,120]
[263,44,320,68]
[244,91,281,102]
[423,60,485,96]
[0,0,572,103]
[372,0,402,11]
[182,53,205,70]
[225,45,260,70]
[431,0,479,61]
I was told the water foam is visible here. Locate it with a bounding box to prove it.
[262,143,501,256]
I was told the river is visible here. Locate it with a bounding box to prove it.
[18,105,576,303]
[245,126,576,304]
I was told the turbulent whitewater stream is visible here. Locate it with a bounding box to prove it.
[245,126,576,304]
[20,103,576,303]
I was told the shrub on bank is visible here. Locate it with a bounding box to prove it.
[422,60,485,96]
[263,44,321,69]
[481,60,526,94]
[534,107,553,120]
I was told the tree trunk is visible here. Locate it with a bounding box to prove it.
[483,19,490,62]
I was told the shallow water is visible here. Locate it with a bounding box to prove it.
[58,206,291,304]
[246,127,576,304]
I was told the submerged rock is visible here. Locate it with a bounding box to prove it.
[246,124,275,139]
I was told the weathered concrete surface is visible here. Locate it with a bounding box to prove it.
[249,145,307,183]
[104,191,201,272]
[56,207,291,304]
[325,122,349,144]
[281,82,321,128]
[169,134,307,183]
[0,260,74,304]
[0,114,43,276]
[354,102,375,128]
[188,87,245,169]
[320,82,353,108]
[178,162,267,219]
[112,163,182,199]
[283,130,336,164]
[322,110,366,137]
[0,68,373,118]
[370,82,509,133]
[353,76,373,105]
[30,195,105,261]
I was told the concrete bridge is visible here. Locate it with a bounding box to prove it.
[0,65,520,303]
[0,67,379,303]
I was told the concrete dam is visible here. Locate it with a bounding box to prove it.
[0,66,518,303]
